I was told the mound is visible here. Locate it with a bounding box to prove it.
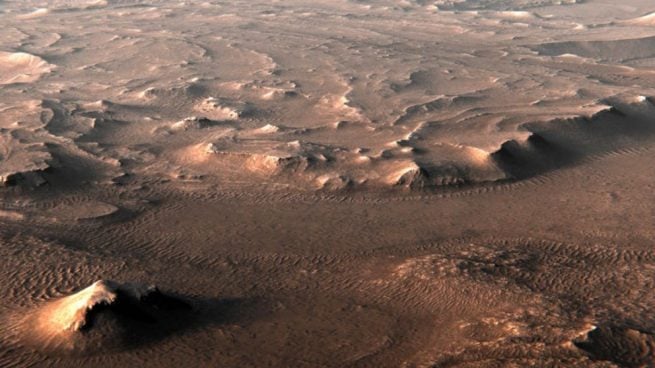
[169,116,214,132]
[384,161,429,188]
[21,280,190,354]
[194,97,251,120]
[0,52,54,85]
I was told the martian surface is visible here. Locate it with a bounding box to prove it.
[2,0,655,366]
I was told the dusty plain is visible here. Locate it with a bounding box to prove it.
[2,0,655,366]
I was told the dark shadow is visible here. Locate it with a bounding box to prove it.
[492,100,655,181]
[573,323,655,368]
[58,290,268,357]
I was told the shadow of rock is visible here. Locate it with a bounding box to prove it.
[574,324,655,368]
